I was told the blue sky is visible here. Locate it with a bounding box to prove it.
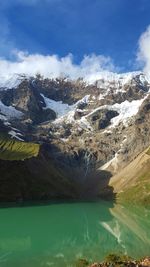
[0,0,150,74]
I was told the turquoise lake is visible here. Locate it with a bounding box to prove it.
[0,201,149,267]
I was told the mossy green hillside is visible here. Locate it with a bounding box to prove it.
[110,146,150,205]
[117,167,150,205]
[0,136,39,160]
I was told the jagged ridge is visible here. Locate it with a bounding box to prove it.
[0,71,150,202]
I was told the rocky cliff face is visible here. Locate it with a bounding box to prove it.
[0,71,150,201]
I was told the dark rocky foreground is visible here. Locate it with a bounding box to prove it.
[77,256,150,267]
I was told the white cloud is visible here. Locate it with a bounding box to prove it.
[0,51,116,81]
[137,25,150,74]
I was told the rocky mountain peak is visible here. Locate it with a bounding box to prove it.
[0,71,150,175]
[0,70,150,201]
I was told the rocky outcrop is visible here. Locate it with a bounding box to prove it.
[88,109,119,130]
[88,257,150,267]
[0,78,56,125]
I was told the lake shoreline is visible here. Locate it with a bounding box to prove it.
[0,198,115,209]
[89,257,150,267]
[0,197,149,209]
[77,255,150,267]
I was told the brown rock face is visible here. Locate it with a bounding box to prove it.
[0,143,115,202]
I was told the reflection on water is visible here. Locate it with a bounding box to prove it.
[0,201,149,267]
[101,204,150,257]
[0,237,31,251]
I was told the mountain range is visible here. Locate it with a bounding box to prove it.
[0,71,150,204]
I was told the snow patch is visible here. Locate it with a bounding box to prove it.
[50,94,93,131]
[87,97,145,127]
[4,121,11,126]
[0,74,24,90]
[41,93,90,119]
[0,114,8,122]
[84,71,150,100]
[100,152,119,172]
[76,95,90,106]
[109,99,145,126]
[84,71,141,87]
[0,101,23,119]
[8,130,24,141]
[41,94,74,117]
[79,116,93,131]
[51,94,144,132]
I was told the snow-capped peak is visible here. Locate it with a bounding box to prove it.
[83,71,149,88]
[0,73,28,90]
[0,71,149,91]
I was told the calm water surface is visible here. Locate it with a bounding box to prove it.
[0,201,149,267]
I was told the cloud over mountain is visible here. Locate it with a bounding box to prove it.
[0,51,116,80]
[137,25,150,74]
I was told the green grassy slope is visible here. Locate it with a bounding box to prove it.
[117,167,150,205]
[0,136,39,160]
[110,147,150,205]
